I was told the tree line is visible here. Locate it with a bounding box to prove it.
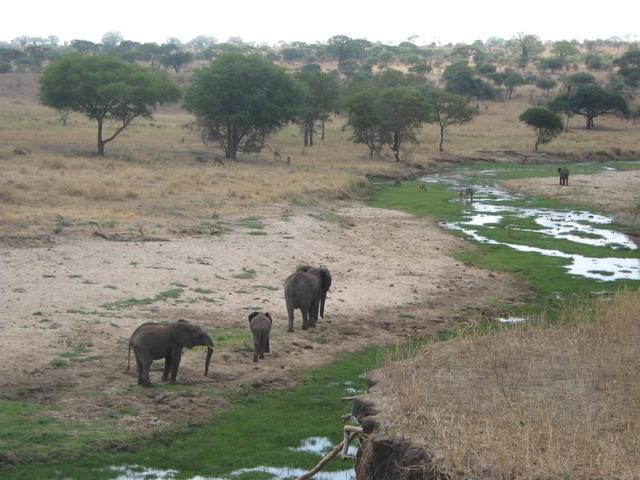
[35,36,639,157]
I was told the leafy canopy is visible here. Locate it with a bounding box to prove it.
[184,54,301,158]
[39,54,180,155]
[519,107,564,151]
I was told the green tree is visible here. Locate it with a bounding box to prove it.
[159,48,193,72]
[538,57,565,73]
[443,61,495,103]
[343,90,389,158]
[379,88,430,161]
[184,54,301,159]
[614,49,640,87]
[295,71,340,145]
[40,54,180,156]
[503,70,525,99]
[549,85,628,129]
[535,77,557,96]
[101,31,123,48]
[426,90,476,151]
[519,107,564,151]
[552,40,579,59]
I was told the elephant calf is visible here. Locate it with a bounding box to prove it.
[558,167,569,186]
[128,320,214,387]
[249,311,272,362]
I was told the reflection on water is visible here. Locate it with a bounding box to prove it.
[427,172,640,282]
[290,436,358,456]
[107,464,355,480]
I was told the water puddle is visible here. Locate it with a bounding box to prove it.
[428,170,640,282]
[290,436,358,457]
[107,464,355,480]
[107,436,357,480]
[496,316,528,324]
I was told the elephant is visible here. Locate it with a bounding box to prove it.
[248,311,272,362]
[127,320,213,387]
[284,265,332,332]
[558,167,569,186]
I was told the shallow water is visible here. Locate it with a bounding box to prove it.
[107,464,355,480]
[290,436,358,456]
[425,171,640,282]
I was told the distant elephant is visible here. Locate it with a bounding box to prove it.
[248,311,272,362]
[284,265,332,332]
[558,167,569,186]
[127,320,214,387]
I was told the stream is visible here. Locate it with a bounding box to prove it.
[422,169,640,282]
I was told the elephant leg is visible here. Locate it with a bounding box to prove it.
[170,347,182,383]
[259,340,265,359]
[162,355,171,381]
[253,337,259,363]
[310,298,320,327]
[286,302,295,333]
[301,308,309,330]
[142,359,152,387]
[134,352,144,385]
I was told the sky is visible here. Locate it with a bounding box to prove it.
[2,0,639,46]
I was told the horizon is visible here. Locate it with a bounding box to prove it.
[2,0,639,47]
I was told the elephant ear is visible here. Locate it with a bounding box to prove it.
[319,268,332,292]
[265,312,272,324]
[173,322,196,348]
[296,265,312,273]
[248,311,260,323]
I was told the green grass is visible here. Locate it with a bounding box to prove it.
[100,288,184,310]
[368,169,640,307]
[237,216,265,230]
[2,347,387,479]
[232,269,257,280]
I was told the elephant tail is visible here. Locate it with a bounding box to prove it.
[127,342,131,372]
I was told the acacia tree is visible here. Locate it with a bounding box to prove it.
[536,78,557,96]
[40,54,180,156]
[184,54,301,159]
[379,87,431,161]
[343,90,389,158]
[426,90,476,151]
[549,85,628,129]
[295,70,340,146]
[519,107,564,151]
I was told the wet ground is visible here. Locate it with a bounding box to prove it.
[423,170,640,283]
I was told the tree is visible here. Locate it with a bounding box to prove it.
[343,90,388,158]
[538,57,565,74]
[513,33,543,68]
[503,70,525,99]
[519,107,563,151]
[535,78,557,96]
[549,85,628,129]
[379,88,430,161]
[614,49,640,87]
[552,40,579,59]
[40,54,180,156]
[443,61,495,103]
[159,49,193,72]
[295,71,340,145]
[184,54,301,159]
[101,31,123,48]
[426,90,476,151]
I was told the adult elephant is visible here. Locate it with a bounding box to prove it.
[558,167,569,186]
[284,265,332,332]
[127,320,213,387]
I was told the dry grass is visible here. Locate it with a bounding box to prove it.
[1,72,639,235]
[375,290,640,479]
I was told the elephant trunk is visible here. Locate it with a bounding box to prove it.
[320,291,327,318]
[204,334,214,376]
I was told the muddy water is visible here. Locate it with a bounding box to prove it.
[423,171,640,282]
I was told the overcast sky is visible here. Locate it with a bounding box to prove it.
[2,0,639,46]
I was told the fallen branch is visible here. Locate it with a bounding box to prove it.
[341,426,363,460]
[92,229,169,243]
[295,430,359,480]
[341,395,358,402]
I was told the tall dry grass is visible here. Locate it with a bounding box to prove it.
[376,290,640,479]
[2,72,640,235]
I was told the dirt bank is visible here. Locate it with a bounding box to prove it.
[0,201,528,449]
[502,169,640,226]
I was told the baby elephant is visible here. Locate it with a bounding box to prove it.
[128,320,213,387]
[249,311,272,362]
